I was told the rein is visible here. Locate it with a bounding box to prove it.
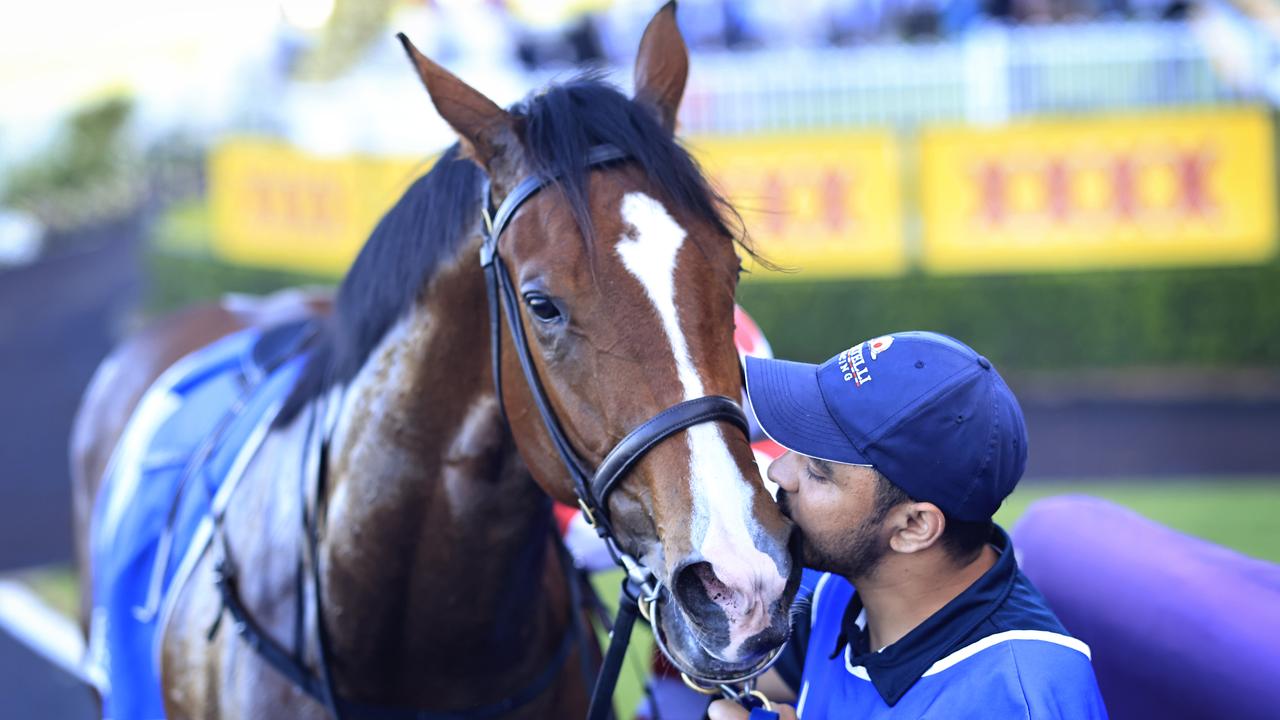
[479,144,783,719]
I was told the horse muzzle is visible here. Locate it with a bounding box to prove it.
[650,573,795,685]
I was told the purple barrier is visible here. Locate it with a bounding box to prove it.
[1011,495,1280,720]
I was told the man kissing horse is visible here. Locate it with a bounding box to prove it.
[71,4,798,718]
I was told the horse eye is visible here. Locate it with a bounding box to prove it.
[523,293,562,322]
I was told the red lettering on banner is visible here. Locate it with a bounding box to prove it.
[763,171,786,235]
[1045,159,1070,222]
[244,175,341,231]
[310,183,335,231]
[1111,157,1137,220]
[971,146,1219,227]
[251,176,274,223]
[1176,148,1213,216]
[978,162,1006,225]
[822,170,847,231]
[283,184,302,227]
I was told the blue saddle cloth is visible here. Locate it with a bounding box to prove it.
[89,324,311,720]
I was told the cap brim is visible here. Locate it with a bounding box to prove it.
[744,356,873,466]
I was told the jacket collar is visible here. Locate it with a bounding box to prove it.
[833,525,1017,706]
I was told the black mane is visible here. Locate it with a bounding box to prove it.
[278,76,741,424]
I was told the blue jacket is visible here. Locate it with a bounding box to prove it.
[776,527,1107,719]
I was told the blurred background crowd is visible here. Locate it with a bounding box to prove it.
[2,0,1278,222]
[3,0,1279,253]
[1,0,1278,717]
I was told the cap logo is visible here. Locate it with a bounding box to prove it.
[868,335,894,360]
[838,343,873,387]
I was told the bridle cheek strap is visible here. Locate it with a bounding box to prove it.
[482,250,595,503]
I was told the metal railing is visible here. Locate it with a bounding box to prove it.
[212,17,1278,156]
[667,21,1268,135]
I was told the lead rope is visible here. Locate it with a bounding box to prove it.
[586,577,645,720]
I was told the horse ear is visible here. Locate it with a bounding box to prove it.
[633,1,688,133]
[398,33,521,174]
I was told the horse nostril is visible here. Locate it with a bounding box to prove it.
[674,561,739,620]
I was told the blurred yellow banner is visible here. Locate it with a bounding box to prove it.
[210,139,425,275]
[212,111,1275,279]
[691,133,906,278]
[210,132,906,278]
[919,108,1277,273]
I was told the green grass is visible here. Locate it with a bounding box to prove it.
[15,567,80,619]
[16,479,1276,717]
[996,478,1280,563]
[150,198,215,255]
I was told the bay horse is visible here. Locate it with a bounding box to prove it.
[71,4,797,718]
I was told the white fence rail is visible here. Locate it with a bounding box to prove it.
[227,16,1280,158]
[670,21,1270,135]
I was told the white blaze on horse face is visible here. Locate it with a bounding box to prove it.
[616,192,786,660]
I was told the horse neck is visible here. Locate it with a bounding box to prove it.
[318,249,564,703]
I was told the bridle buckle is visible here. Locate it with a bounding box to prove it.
[576,497,598,530]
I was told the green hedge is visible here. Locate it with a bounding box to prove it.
[737,263,1280,369]
[148,248,1280,372]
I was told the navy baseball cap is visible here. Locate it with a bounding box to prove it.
[744,331,1028,522]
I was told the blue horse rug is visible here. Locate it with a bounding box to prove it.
[88,321,313,720]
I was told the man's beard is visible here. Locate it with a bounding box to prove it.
[778,491,890,580]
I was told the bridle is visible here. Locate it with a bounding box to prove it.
[479,144,785,718]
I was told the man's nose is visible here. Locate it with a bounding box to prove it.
[768,451,799,493]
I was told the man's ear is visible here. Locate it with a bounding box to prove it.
[398,33,526,189]
[633,1,688,132]
[888,502,946,555]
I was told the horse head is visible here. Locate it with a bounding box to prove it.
[402,4,798,683]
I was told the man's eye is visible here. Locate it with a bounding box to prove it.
[523,293,562,322]
[805,465,828,483]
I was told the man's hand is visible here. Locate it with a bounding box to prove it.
[707,698,798,720]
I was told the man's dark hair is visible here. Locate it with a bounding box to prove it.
[872,472,993,564]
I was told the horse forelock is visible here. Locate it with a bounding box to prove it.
[514,76,742,251]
